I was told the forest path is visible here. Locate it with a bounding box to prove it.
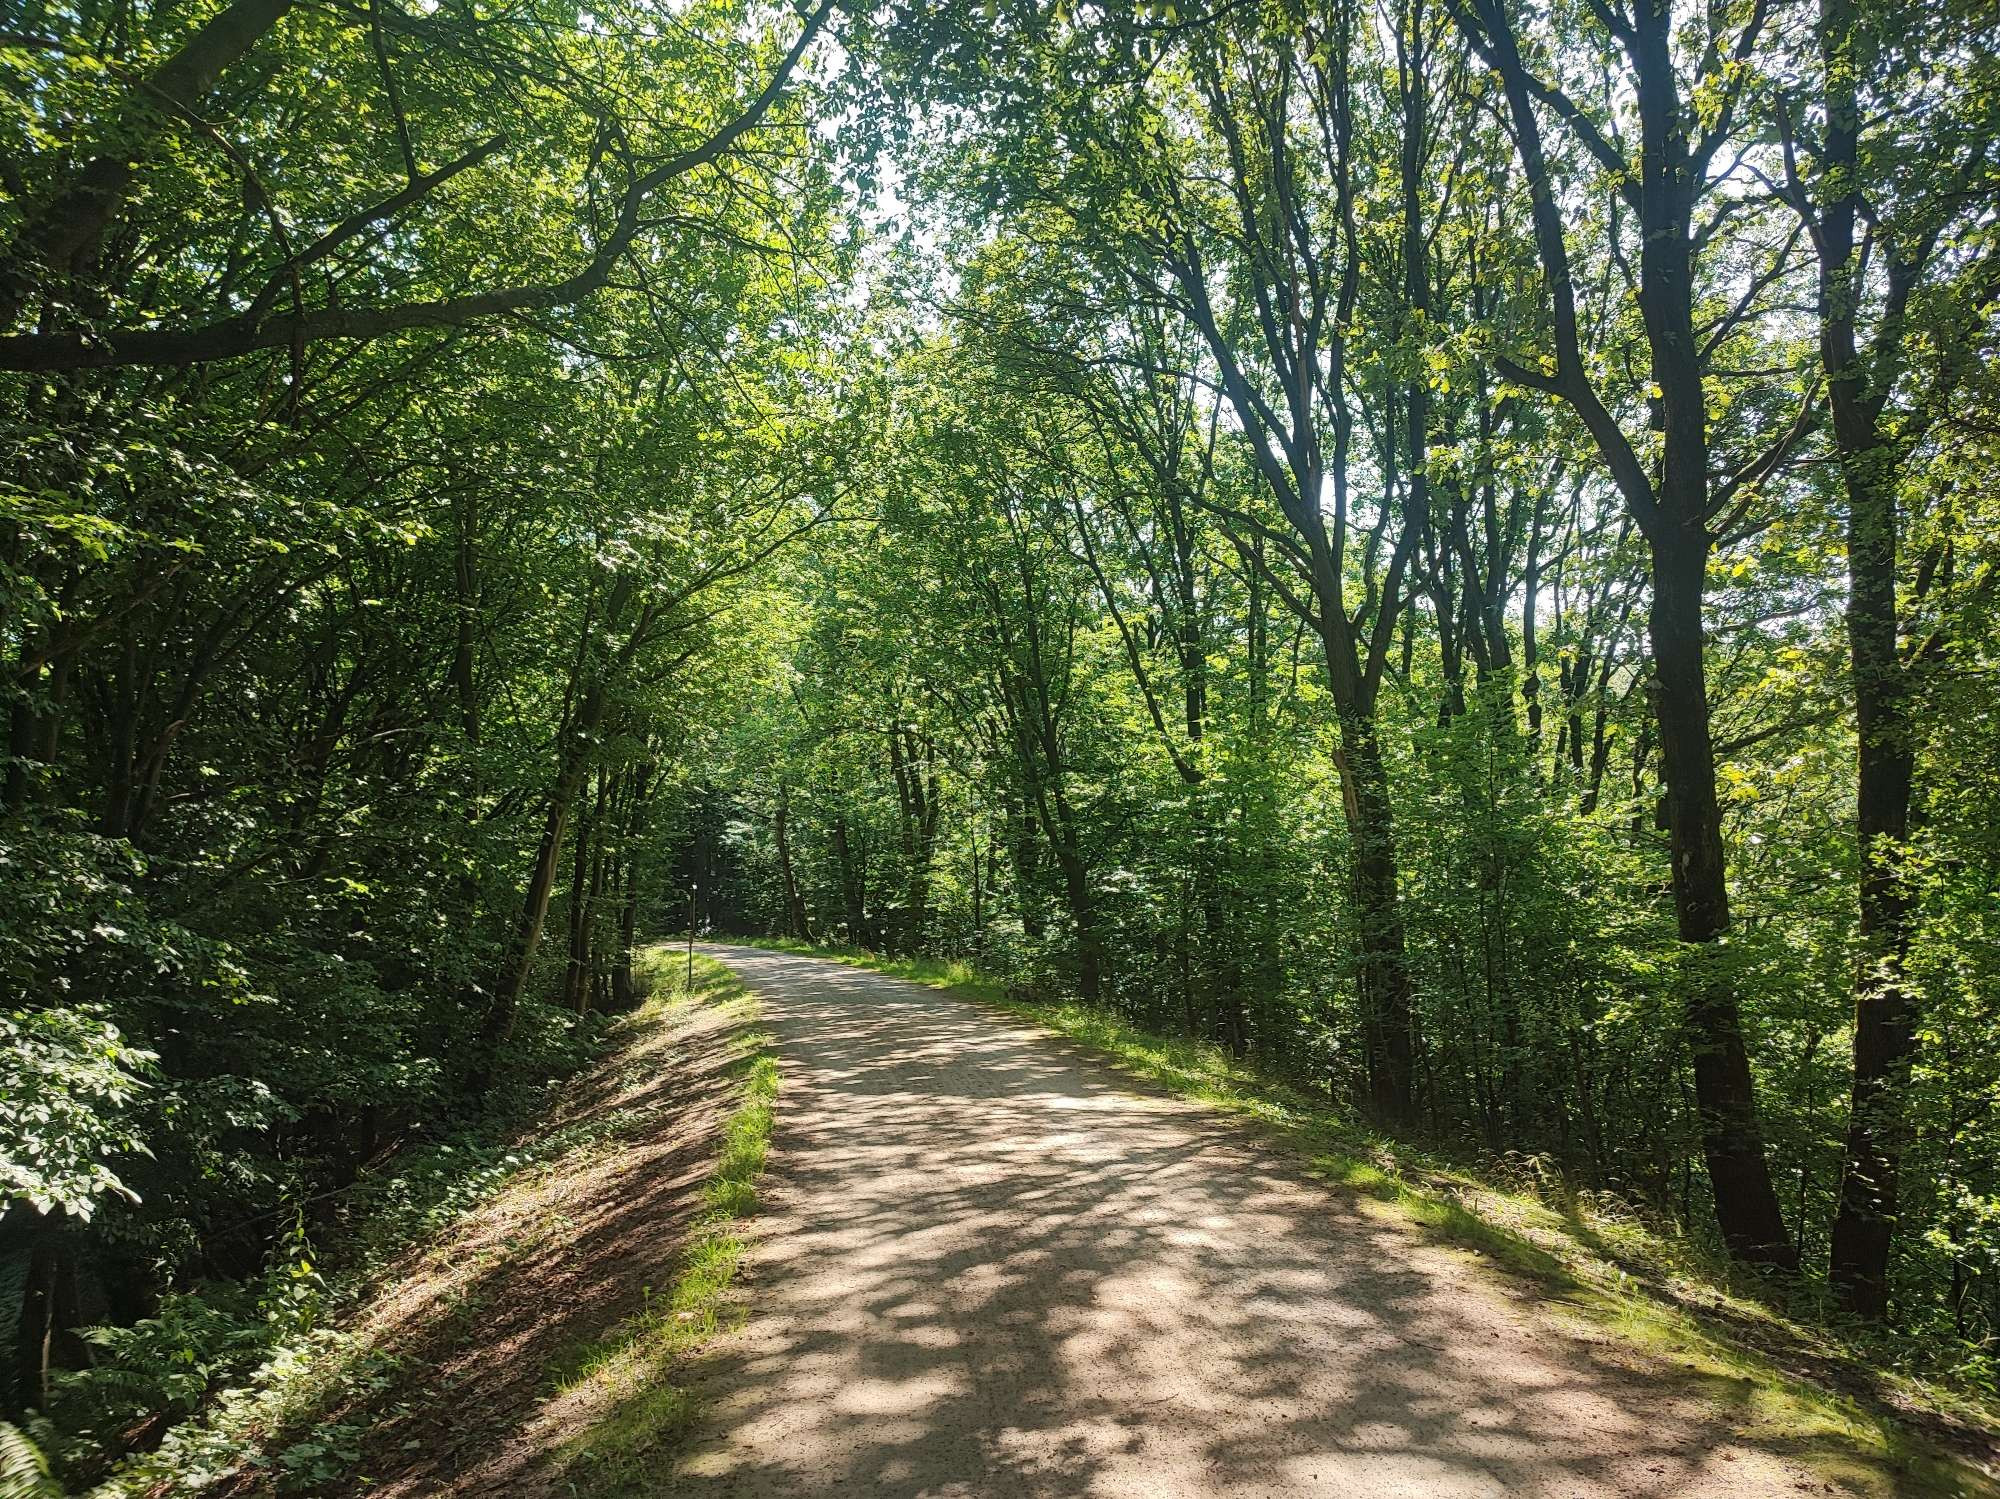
[672,945,1835,1498]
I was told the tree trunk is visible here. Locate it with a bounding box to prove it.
[1824,492,1919,1325]
[1050,830,1103,1005]
[831,810,868,944]
[1804,0,1923,1317]
[1336,710,1419,1127]
[776,782,814,942]
[1001,787,1045,941]
[887,726,937,951]
[477,688,602,1072]
[479,779,573,1060]
[564,769,608,1014]
[1462,0,1797,1270]
[1649,535,1798,1270]
[0,0,299,324]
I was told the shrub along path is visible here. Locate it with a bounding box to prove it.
[672,943,1980,1499]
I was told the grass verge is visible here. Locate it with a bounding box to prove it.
[737,935,1998,1499]
[550,954,778,1495]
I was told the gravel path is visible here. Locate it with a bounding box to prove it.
[671,945,1835,1498]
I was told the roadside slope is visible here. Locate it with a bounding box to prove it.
[676,943,1988,1499]
[136,955,772,1499]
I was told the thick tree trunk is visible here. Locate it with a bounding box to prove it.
[1649,537,1798,1270]
[1335,709,1419,1128]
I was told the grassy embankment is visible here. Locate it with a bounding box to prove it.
[75,951,775,1498]
[549,954,778,1494]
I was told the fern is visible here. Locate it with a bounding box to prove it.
[0,1422,55,1499]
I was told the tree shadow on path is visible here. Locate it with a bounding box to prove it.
[668,945,1926,1499]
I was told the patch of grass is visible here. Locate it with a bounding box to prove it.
[553,954,779,1496]
[739,936,1998,1499]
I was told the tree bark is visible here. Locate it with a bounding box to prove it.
[0,0,838,369]
[564,769,609,1014]
[831,809,869,945]
[1047,791,1104,1006]
[609,761,655,1012]
[476,674,605,1070]
[776,782,814,943]
[1337,711,1419,1126]
[0,0,298,326]
[1456,0,1798,1270]
[1815,0,1923,1317]
[1649,536,1797,1269]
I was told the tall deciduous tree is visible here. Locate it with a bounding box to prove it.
[1450,0,1809,1270]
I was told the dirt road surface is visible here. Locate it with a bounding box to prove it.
[671,945,1843,1498]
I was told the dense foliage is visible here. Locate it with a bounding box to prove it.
[1,0,1996,1481]
[0,0,853,1481]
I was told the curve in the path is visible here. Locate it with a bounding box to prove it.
[672,945,1839,1498]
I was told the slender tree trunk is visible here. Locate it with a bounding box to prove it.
[477,686,605,1069]
[609,760,653,1011]
[450,499,481,745]
[1825,495,1920,1319]
[1176,533,1234,1047]
[481,778,573,1055]
[1050,825,1103,1005]
[776,782,814,942]
[564,769,609,1014]
[831,809,868,944]
[1826,480,1921,1282]
[1522,488,1546,763]
[1806,0,1923,1316]
[887,727,938,951]
[1001,787,1045,941]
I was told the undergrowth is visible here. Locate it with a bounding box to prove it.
[46,952,752,1497]
[740,935,2000,1499]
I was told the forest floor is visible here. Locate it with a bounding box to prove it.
[664,942,1996,1499]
